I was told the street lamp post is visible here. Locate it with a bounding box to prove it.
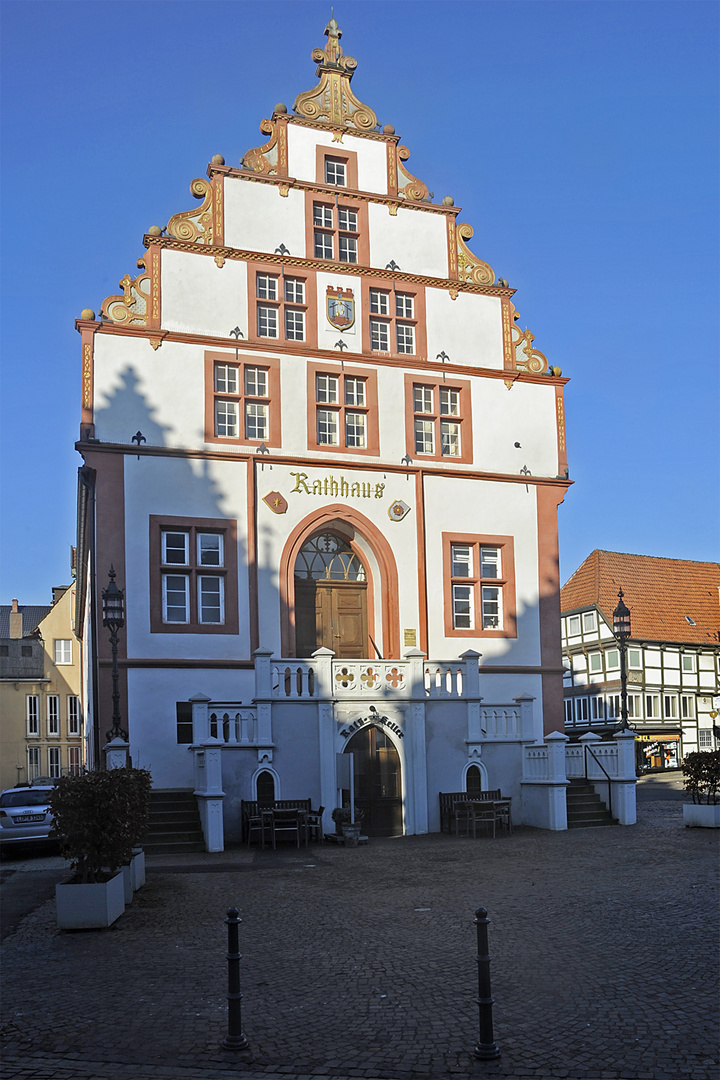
[102,566,127,743]
[613,588,632,731]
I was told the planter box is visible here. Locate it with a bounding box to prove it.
[121,864,133,904]
[342,823,361,847]
[56,871,126,929]
[683,803,720,828]
[131,848,145,891]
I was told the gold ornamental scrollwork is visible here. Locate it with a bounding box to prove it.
[292,18,377,132]
[82,343,92,408]
[101,261,152,326]
[509,303,549,374]
[457,223,495,286]
[166,179,215,244]
[396,146,429,202]
[243,118,282,175]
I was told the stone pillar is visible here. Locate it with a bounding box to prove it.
[545,731,569,831]
[311,646,335,698]
[612,728,637,825]
[189,693,211,744]
[104,738,129,769]
[514,694,537,742]
[193,739,225,852]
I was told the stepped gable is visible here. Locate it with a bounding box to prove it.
[561,549,720,646]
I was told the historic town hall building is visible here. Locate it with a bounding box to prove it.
[74,20,590,844]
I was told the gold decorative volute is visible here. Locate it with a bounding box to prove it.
[509,303,549,374]
[242,116,288,176]
[456,223,495,286]
[101,261,151,326]
[396,146,429,202]
[167,179,215,244]
[293,18,377,132]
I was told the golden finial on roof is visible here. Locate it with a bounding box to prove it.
[293,18,377,132]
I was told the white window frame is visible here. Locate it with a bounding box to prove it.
[48,746,61,779]
[698,728,713,748]
[26,694,39,736]
[215,399,238,438]
[567,615,581,636]
[68,746,82,775]
[162,573,190,624]
[452,583,474,630]
[681,694,695,719]
[582,611,596,632]
[588,652,603,673]
[606,648,620,671]
[198,575,224,625]
[67,695,81,736]
[54,639,72,665]
[324,158,346,186]
[681,654,696,673]
[628,648,642,669]
[664,694,679,719]
[47,694,60,737]
[645,693,661,719]
[27,746,40,781]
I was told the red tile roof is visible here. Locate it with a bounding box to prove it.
[561,550,720,646]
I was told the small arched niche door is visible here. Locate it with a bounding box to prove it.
[294,532,368,659]
[344,725,403,837]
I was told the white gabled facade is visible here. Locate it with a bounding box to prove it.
[75,19,575,843]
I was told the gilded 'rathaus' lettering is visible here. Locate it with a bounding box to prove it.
[290,471,385,500]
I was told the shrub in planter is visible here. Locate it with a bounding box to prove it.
[681,751,720,828]
[331,805,364,834]
[49,767,152,883]
[681,751,720,805]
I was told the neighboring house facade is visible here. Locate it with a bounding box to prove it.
[0,588,85,791]
[561,550,720,770]
[74,19,574,841]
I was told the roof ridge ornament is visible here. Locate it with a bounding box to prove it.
[293,19,377,132]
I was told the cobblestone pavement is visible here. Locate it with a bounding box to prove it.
[1,782,718,1080]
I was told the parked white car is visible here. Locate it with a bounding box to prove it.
[0,783,55,851]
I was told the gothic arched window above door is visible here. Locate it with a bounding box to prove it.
[295,532,366,582]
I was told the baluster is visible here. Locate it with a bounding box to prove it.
[210,711,218,740]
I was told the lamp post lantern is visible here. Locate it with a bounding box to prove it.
[613,588,631,731]
[102,566,127,743]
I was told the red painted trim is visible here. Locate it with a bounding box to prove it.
[555,384,568,478]
[305,360,379,456]
[247,458,259,653]
[80,325,95,433]
[537,486,567,734]
[403,372,473,465]
[203,350,282,448]
[279,505,400,659]
[415,469,428,656]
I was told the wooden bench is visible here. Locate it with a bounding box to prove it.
[439,790,502,833]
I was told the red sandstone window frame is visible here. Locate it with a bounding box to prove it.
[442,533,517,639]
[361,278,427,358]
[204,351,281,448]
[306,361,379,455]
[403,374,473,464]
[149,515,239,635]
[246,263,318,350]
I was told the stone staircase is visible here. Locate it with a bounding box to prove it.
[566,779,615,828]
[142,789,206,854]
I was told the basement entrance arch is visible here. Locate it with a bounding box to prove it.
[295,532,368,659]
[345,725,403,837]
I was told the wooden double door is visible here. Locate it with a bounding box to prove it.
[295,579,367,659]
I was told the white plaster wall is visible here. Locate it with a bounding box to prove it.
[223,178,306,255]
[422,474,541,664]
[255,460,420,657]
[376,363,408,464]
[162,250,248,338]
[426,291,504,370]
[287,126,388,194]
[123,454,251,660]
[474,379,559,478]
[93,336,207,450]
[368,203,448,278]
[127,668,255,789]
[315,271,363,353]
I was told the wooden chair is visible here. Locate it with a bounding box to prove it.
[271,808,305,849]
[247,807,273,848]
[306,805,325,843]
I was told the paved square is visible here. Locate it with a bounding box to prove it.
[1,780,718,1080]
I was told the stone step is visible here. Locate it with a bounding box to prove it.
[143,839,206,855]
[145,790,204,851]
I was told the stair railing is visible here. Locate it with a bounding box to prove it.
[583,743,613,821]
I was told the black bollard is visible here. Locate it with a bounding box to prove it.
[474,907,501,1060]
[222,907,249,1051]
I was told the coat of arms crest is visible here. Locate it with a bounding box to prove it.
[326,286,355,330]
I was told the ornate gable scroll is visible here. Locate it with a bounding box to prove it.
[101,260,152,326]
[508,303,549,374]
[166,178,221,244]
[242,117,288,176]
[396,146,429,202]
[292,18,377,132]
[456,223,495,286]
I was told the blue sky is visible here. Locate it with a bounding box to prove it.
[1,0,718,605]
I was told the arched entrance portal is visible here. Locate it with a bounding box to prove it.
[345,725,403,837]
[295,532,368,659]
